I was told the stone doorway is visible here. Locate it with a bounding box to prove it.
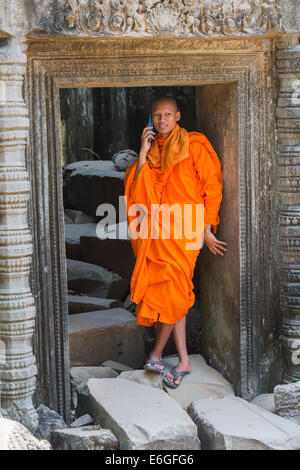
[59,82,240,391]
[26,36,280,423]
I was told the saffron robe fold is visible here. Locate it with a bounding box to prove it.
[124,130,223,326]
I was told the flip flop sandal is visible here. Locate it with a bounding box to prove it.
[163,368,190,388]
[144,359,165,374]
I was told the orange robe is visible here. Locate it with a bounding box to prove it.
[124,130,223,327]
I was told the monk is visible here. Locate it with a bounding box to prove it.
[124,96,227,387]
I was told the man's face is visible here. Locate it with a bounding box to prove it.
[152,101,181,138]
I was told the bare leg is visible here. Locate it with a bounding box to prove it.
[165,315,191,385]
[146,322,174,370]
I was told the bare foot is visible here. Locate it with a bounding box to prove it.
[145,352,164,371]
[165,359,192,385]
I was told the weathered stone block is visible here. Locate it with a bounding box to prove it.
[68,295,123,315]
[65,223,97,260]
[52,425,118,450]
[71,414,94,428]
[162,354,235,395]
[250,394,276,414]
[65,209,97,224]
[35,404,67,443]
[117,369,164,390]
[69,309,144,368]
[67,258,129,300]
[87,378,201,450]
[80,235,135,280]
[63,160,125,217]
[71,366,119,387]
[100,360,133,373]
[188,395,300,450]
[0,417,51,450]
[274,381,300,425]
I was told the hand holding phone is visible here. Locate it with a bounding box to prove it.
[147,114,154,143]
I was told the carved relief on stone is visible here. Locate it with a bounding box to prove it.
[276,37,300,384]
[42,0,283,37]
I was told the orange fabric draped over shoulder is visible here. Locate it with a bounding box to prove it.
[124,129,223,327]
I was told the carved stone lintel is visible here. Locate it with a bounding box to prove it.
[40,0,284,38]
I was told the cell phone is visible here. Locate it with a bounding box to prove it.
[147,114,154,143]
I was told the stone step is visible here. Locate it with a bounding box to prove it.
[69,308,144,368]
[68,295,123,314]
[162,354,235,393]
[67,258,129,300]
[117,354,234,410]
[65,223,97,260]
[63,160,125,218]
[86,378,201,450]
[80,234,135,281]
[188,395,300,450]
[65,209,98,225]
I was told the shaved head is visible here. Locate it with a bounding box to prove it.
[150,95,181,137]
[151,96,178,113]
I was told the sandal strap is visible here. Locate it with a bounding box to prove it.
[148,360,164,366]
[169,368,187,380]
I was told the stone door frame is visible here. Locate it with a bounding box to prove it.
[25,35,276,421]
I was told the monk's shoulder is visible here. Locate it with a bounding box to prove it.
[188,131,210,158]
[188,131,211,147]
[188,132,221,170]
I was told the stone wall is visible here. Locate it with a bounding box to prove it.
[0,1,299,429]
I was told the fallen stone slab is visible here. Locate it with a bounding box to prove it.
[69,309,144,368]
[71,366,119,407]
[67,258,129,300]
[101,360,133,373]
[65,209,98,224]
[75,383,91,419]
[117,369,164,390]
[35,404,67,443]
[80,234,135,281]
[0,417,51,450]
[65,223,97,260]
[52,425,118,450]
[162,354,235,395]
[71,414,94,428]
[87,378,201,450]
[274,381,300,425]
[71,366,119,387]
[166,383,233,411]
[188,395,300,450]
[63,160,125,217]
[68,295,123,314]
[250,394,276,414]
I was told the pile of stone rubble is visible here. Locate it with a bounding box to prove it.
[1,354,300,450]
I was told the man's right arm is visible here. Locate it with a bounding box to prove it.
[134,125,155,180]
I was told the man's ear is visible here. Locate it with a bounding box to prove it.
[176,111,181,122]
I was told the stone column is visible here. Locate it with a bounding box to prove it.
[276,35,300,383]
[0,36,38,432]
